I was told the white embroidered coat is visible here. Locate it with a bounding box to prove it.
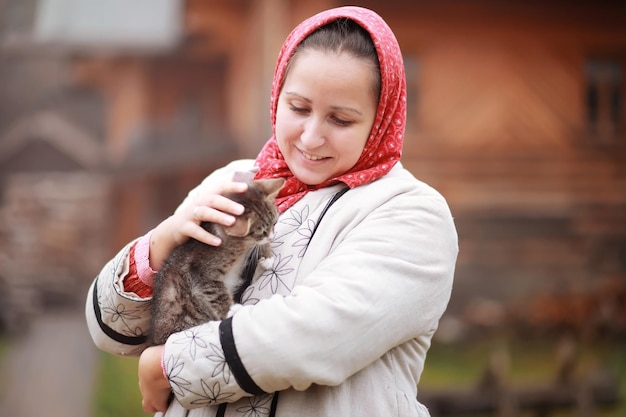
[86,159,458,417]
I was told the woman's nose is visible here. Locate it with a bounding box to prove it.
[300,117,325,148]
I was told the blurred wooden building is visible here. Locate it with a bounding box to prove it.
[0,0,624,332]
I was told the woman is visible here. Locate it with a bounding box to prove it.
[86,6,458,417]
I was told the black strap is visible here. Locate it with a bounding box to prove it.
[311,187,349,239]
[305,186,349,257]
[269,392,280,417]
[234,186,348,303]
[218,187,348,416]
[92,277,147,346]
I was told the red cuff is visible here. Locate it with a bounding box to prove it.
[135,230,157,287]
[123,242,153,298]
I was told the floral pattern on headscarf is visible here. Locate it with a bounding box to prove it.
[254,6,407,212]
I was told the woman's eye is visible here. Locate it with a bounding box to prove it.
[331,116,353,127]
[289,105,309,114]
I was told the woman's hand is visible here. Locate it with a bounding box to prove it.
[138,345,172,414]
[149,181,248,270]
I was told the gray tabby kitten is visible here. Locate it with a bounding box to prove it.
[149,175,284,345]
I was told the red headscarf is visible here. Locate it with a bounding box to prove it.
[254,6,406,212]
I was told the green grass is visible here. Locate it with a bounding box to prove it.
[0,336,10,360]
[0,336,11,397]
[93,352,145,417]
[421,337,626,417]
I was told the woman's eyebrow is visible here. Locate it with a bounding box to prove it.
[330,105,362,116]
[283,91,363,116]
[283,91,311,102]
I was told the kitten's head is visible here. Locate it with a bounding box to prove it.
[223,176,284,242]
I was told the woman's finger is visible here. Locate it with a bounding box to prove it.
[195,192,246,218]
[184,219,223,246]
[190,204,237,227]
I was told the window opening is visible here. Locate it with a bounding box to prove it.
[585,59,623,143]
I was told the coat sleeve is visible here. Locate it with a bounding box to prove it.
[85,240,153,356]
[85,159,257,357]
[161,174,459,407]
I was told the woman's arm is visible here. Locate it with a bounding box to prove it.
[85,160,257,356]
[85,240,154,356]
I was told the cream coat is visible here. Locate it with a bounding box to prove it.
[86,160,458,417]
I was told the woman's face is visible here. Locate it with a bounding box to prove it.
[275,49,378,186]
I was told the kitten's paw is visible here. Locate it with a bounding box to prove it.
[227,304,243,318]
[259,257,275,270]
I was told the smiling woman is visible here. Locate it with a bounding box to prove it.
[86,6,458,417]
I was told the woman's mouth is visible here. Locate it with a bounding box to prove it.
[300,150,326,161]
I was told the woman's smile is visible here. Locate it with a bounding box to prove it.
[298,148,328,162]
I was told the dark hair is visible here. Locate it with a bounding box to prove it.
[286,18,381,102]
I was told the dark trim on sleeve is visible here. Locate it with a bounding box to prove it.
[92,278,148,346]
[219,317,266,395]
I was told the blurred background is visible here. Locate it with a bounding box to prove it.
[0,0,624,416]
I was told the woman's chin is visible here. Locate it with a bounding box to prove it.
[292,170,328,187]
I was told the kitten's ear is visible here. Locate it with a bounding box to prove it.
[224,216,253,237]
[257,178,285,200]
[232,171,255,183]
